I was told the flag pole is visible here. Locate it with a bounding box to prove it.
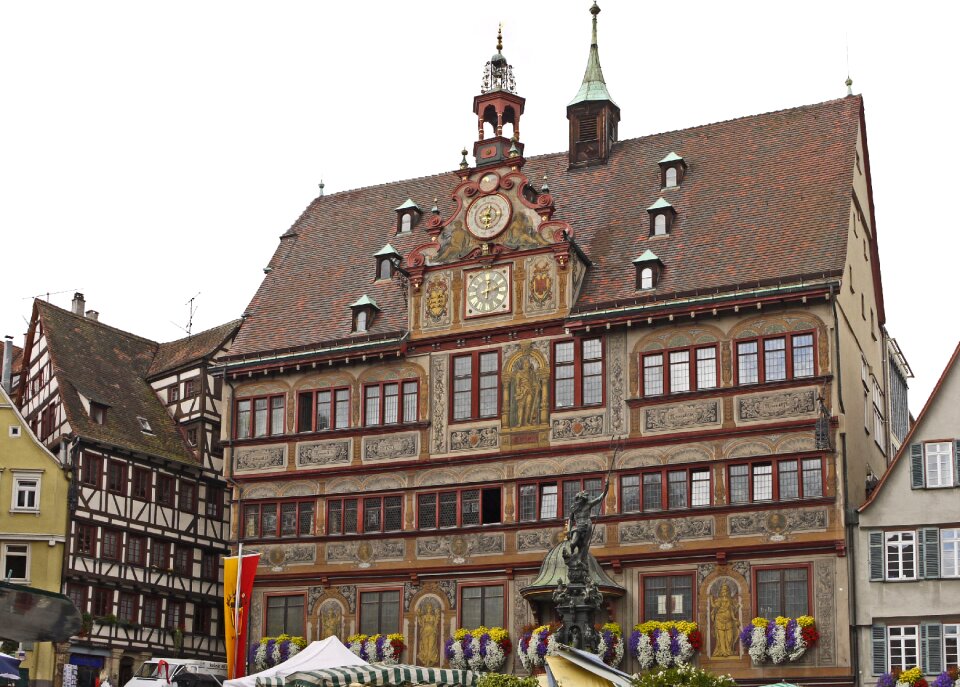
[235,542,243,675]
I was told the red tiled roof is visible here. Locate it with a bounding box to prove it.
[149,319,240,377]
[231,96,863,358]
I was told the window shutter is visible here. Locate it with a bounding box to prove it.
[921,528,940,579]
[954,440,960,486]
[911,443,925,488]
[922,623,943,674]
[869,531,885,581]
[872,625,887,675]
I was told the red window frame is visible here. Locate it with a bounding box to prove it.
[326,497,359,535]
[734,330,818,385]
[126,535,147,566]
[752,563,812,617]
[142,597,162,628]
[39,401,58,440]
[200,551,219,581]
[179,481,197,513]
[156,474,176,507]
[106,460,127,495]
[264,593,307,637]
[80,452,102,487]
[458,582,507,628]
[186,426,199,447]
[167,385,180,403]
[358,588,402,636]
[234,393,286,439]
[620,466,713,513]
[165,600,186,631]
[517,476,606,523]
[360,495,404,534]
[184,378,200,398]
[552,337,605,410]
[641,343,719,397]
[150,540,170,569]
[75,524,96,555]
[242,500,316,539]
[91,587,112,617]
[173,545,193,575]
[416,486,503,530]
[118,592,139,624]
[132,467,151,501]
[640,572,696,622]
[362,378,419,426]
[297,387,351,433]
[102,528,123,561]
[205,485,225,519]
[450,350,501,423]
[727,455,825,504]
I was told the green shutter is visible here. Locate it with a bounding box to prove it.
[921,528,940,579]
[911,444,925,488]
[922,623,943,674]
[872,625,887,675]
[869,531,885,581]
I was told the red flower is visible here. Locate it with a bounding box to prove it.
[801,626,820,646]
[501,638,513,655]
[688,629,703,651]
[915,679,928,687]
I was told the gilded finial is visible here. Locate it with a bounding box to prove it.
[541,174,550,193]
[459,148,469,170]
[845,75,853,96]
[508,140,520,158]
[496,23,503,52]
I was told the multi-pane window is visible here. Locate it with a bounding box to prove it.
[168,385,180,403]
[173,546,192,575]
[179,481,197,513]
[887,626,919,672]
[553,338,604,409]
[106,461,126,495]
[359,591,400,636]
[206,486,225,519]
[80,453,102,487]
[872,379,885,451]
[417,488,502,529]
[12,474,40,511]
[142,597,162,628]
[235,394,285,439]
[621,468,710,512]
[1,544,28,582]
[643,575,693,621]
[364,380,418,426]
[76,524,96,555]
[461,585,504,629]
[298,388,350,432]
[755,567,808,617]
[944,624,960,670]
[728,458,824,503]
[243,501,315,539]
[885,531,916,580]
[91,587,112,617]
[518,478,603,522]
[102,529,122,561]
[362,496,403,533]
[201,551,219,581]
[736,332,817,385]
[126,535,147,566]
[166,600,185,631]
[326,498,359,535]
[118,592,138,624]
[150,540,170,569]
[642,345,717,396]
[194,604,214,635]
[925,442,954,488]
[66,584,87,613]
[132,467,151,500]
[942,528,960,578]
[184,379,200,397]
[156,475,175,507]
[452,351,499,421]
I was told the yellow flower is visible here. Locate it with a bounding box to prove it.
[387,633,405,643]
[796,615,816,628]
[632,620,698,635]
[454,628,468,641]
[751,618,769,628]
[601,622,622,636]
[487,627,509,642]
[900,667,923,685]
[775,616,790,626]
[347,634,368,643]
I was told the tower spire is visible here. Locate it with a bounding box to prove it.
[569,2,616,107]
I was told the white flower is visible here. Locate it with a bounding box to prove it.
[787,623,807,662]
[254,644,268,672]
[749,626,767,664]
[483,638,506,672]
[675,631,694,665]
[767,625,787,664]
[467,637,485,672]
[654,630,672,668]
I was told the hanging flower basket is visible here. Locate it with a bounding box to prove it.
[346,633,405,664]
[250,635,308,672]
[739,616,818,664]
[628,621,701,669]
[445,627,512,672]
[596,623,625,667]
[517,624,561,672]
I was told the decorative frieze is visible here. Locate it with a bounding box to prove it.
[608,333,627,434]
[404,580,457,611]
[415,533,504,563]
[257,544,316,570]
[450,426,499,451]
[814,559,836,665]
[431,356,448,453]
[727,508,828,539]
[325,539,406,567]
[297,439,351,467]
[234,446,285,472]
[644,401,719,432]
[619,517,714,549]
[551,414,604,440]
[737,389,817,421]
[517,529,559,552]
[363,432,419,462]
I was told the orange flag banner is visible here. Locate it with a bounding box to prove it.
[223,552,260,679]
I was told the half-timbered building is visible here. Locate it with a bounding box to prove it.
[215,7,907,685]
[15,295,239,687]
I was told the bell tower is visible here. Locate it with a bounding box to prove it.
[472,26,526,168]
[567,2,620,167]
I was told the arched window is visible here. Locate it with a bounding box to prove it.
[400,213,412,233]
[665,167,678,188]
[641,268,654,290]
[654,214,667,236]
[378,259,393,280]
[355,310,368,333]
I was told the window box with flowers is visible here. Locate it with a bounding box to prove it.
[739,616,819,664]
[629,621,701,669]
[445,626,512,672]
[877,667,930,687]
[249,635,307,671]
[346,633,405,664]
[518,622,623,671]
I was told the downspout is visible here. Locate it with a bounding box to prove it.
[840,432,861,685]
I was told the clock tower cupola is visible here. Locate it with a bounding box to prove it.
[472,25,526,169]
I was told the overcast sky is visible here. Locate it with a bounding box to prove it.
[1,1,956,414]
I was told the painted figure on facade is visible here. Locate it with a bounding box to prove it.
[563,481,609,568]
[416,602,440,667]
[513,357,540,426]
[710,581,740,657]
[319,603,341,640]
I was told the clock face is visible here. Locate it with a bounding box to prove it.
[465,194,512,240]
[465,268,511,317]
[478,173,499,192]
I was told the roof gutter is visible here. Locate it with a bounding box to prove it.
[213,333,409,376]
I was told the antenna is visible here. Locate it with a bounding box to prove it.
[22,288,83,302]
[844,32,853,96]
[184,292,200,336]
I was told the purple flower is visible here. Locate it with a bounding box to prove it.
[652,628,662,645]
[739,625,754,648]
[877,673,896,687]
[932,673,954,687]
[628,630,641,654]
[669,629,681,656]
[248,644,259,666]
[444,638,455,660]
[784,620,798,651]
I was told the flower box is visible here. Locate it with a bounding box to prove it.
[250,635,308,671]
[739,616,818,664]
[346,633,405,664]
[629,621,701,669]
[445,626,512,672]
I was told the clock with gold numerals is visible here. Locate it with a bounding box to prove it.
[465,267,511,317]
[465,193,512,240]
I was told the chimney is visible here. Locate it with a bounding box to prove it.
[72,292,85,316]
[2,336,13,395]
[85,310,99,322]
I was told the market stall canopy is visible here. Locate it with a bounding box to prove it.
[0,581,82,642]
[227,638,366,687]
[543,645,633,687]
[261,663,477,687]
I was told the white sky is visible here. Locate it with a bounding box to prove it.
[1,1,957,415]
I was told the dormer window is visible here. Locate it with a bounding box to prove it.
[395,199,422,234]
[138,417,153,434]
[658,152,687,189]
[633,250,664,290]
[647,198,676,237]
[374,244,401,281]
[349,295,380,333]
[90,402,108,425]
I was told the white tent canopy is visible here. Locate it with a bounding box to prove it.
[225,637,367,687]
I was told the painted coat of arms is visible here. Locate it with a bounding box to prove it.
[424,278,448,323]
[528,261,553,305]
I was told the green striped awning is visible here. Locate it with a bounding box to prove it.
[262,664,477,687]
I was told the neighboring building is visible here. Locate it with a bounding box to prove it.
[15,296,239,687]
[0,385,71,687]
[2,336,23,396]
[215,7,896,685]
[855,342,960,685]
